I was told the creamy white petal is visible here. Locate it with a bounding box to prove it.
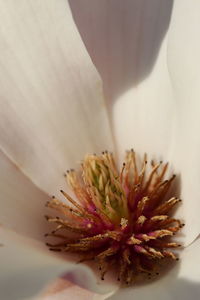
[113,2,200,246]
[69,1,173,106]
[166,0,200,245]
[0,149,50,240]
[106,239,200,300]
[0,228,117,300]
[69,1,200,244]
[0,0,113,197]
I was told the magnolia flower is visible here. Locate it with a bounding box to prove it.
[0,0,200,299]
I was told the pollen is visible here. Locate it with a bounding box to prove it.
[45,150,183,284]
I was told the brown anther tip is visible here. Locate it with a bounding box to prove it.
[101,277,104,281]
[64,173,66,177]
[126,281,129,285]
[66,170,70,173]
[44,233,48,237]
[131,148,134,152]
[51,231,55,234]
[99,267,102,270]
[52,195,55,199]
[148,273,151,276]
[145,160,147,164]
[44,215,49,220]
[123,162,126,166]
[70,168,74,172]
[160,160,163,164]
[69,208,73,212]
[182,223,185,226]
[178,244,181,247]
[156,272,159,275]
[117,278,120,281]
[56,216,59,220]
[176,258,179,261]
[102,151,105,154]
[49,248,61,252]
[105,150,108,154]
[60,189,64,193]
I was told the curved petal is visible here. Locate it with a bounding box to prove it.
[0,0,113,197]
[0,228,117,300]
[113,2,200,243]
[0,149,50,240]
[114,2,200,246]
[38,279,109,300]
[106,239,200,300]
[166,0,200,245]
[69,0,173,105]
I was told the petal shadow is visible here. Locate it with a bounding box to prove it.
[69,0,173,104]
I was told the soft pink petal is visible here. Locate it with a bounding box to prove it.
[38,278,113,300]
[0,228,117,300]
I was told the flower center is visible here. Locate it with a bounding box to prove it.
[45,150,184,284]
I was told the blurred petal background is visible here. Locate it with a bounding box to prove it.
[0,0,200,299]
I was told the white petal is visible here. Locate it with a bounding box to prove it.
[106,239,200,300]
[0,228,117,300]
[179,237,200,282]
[0,149,49,240]
[69,1,200,244]
[69,1,173,105]
[166,0,200,245]
[0,0,113,197]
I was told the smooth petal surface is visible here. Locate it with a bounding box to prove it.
[167,0,200,245]
[69,0,173,105]
[0,0,113,197]
[69,0,200,245]
[38,279,113,300]
[106,238,200,300]
[0,149,49,240]
[0,228,116,300]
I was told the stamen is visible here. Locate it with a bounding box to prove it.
[45,150,183,284]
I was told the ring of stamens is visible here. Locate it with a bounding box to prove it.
[45,150,183,284]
